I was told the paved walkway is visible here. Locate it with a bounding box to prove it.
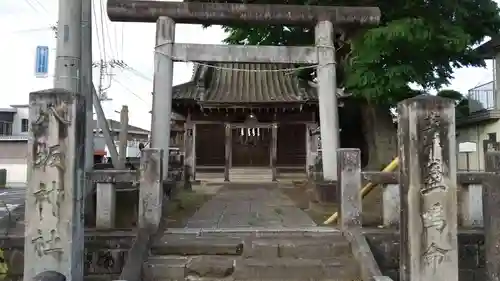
[186,184,316,228]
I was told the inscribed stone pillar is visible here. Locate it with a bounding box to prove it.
[117,105,129,169]
[224,123,231,182]
[337,148,362,229]
[495,53,500,110]
[24,89,85,281]
[152,16,175,180]
[315,20,339,181]
[484,151,500,281]
[192,124,197,180]
[95,183,116,229]
[138,148,164,229]
[305,123,317,177]
[397,95,458,281]
[460,184,483,227]
[271,123,278,181]
[382,184,400,227]
[183,120,194,183]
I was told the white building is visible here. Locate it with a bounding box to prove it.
[0,105,150,186]
[0,105,30,186]
[456,37,500,171]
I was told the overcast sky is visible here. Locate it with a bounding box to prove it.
[0,0,495,130]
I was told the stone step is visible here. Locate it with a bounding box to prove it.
[229,173,272,176]
[84,274,120,281]
[161,227,341,239]
[243,237,351,259]
[230,168,271,172]
[152,231,350,258]
[233,257,360,280]
[145,256,359,281]
[151,236,244,256]
[229,174,272,178]
[12,274,120,281]
[145,255,236,280]
[229,175,273,178]
[229,171,272,174]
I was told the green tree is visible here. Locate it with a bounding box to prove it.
[204,0,500,167]
[437,89,486,118]
[437,89,469,118]
[218,0,500,105]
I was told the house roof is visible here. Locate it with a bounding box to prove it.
[172,63,317,104]
[475,37,500,59]
[92,119,150,135]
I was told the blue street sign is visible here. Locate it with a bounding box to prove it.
[35,46,49,78]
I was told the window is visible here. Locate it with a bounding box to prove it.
[488,133,497,142]
[21,119,29,132]
[0,121,12,136]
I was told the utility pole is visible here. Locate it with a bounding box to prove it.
[118,105,129,169]
[53,1,82,90]
[92,59,124,101]
[52,0,85,279]
[91,59,123,165]
[93,60,113,101]
[82,0,93,188]
[24,0,84,280]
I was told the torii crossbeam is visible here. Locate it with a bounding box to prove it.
[107,0,381,25]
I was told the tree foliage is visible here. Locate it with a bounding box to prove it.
[210,0,500,106]
[437,89,470,118]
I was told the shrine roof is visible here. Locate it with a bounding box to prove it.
[172,63,317,104]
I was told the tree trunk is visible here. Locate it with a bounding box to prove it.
[359,102,397,226]
[360,102,398,169]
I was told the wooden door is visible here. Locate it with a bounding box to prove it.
[277,124,306,166]
[232,127,271,167]
[195,124,225,166]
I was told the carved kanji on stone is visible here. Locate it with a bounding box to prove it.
[29,100,70,257]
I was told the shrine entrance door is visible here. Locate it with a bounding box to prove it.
[232,126,271,167]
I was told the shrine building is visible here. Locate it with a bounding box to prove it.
[172,62,345,182]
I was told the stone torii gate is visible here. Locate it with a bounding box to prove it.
[107,1,381,182]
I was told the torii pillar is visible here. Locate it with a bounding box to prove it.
[151,16,175,180]
[315,20,339,181]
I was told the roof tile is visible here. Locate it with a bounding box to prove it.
[173,63,317,103]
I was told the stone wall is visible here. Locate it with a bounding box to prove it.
[365,229,485,281]
[0,233,135,280]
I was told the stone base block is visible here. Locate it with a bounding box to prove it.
[115,189,139,228]
[163,180,176,199]
[243,237,351,259]
[187,256,235,278]
[243,239,279,258]
[314,181,338,203]
[278,238,351,258]
[152,237,244,256]
[233,257,359,280]
[144,256,189,280]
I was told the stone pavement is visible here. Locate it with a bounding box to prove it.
[186,183,316,228]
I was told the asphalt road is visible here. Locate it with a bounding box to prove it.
[0,187,25,220]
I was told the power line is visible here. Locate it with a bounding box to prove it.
[10,26,55,34]
[111,77,148,104]
[21,0,53,24]
[96,0,107,61]
[92,0,104,59]
[120,23,124,60]
[124,67,153,82]
[23,0,40,14]
[30,0,50,15]
[100,0,116,58]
